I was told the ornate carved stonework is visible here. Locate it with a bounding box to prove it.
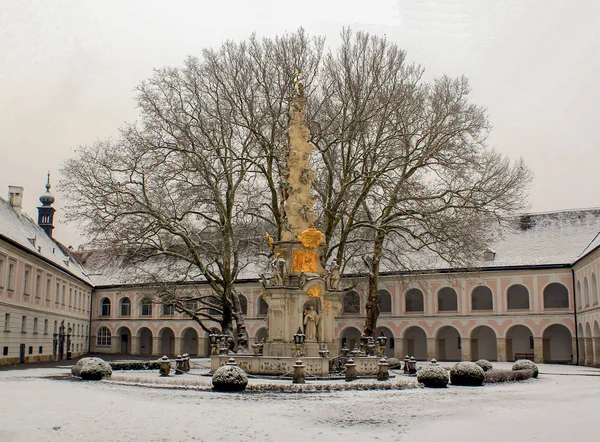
[323,300,331,310]
[297,227,324,249]
[293,249,319,273]
[307,285,322,299]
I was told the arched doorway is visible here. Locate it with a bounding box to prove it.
[116,326,132,354]
[542,324,573,363]
[404,326,427,360]
[138,327,153,355]
[505,325,533,361]
[374,326,395,357]
[436,326,461,361]
[471,326,497,361]
[159,327,175,355]
[340,327,362,351]
[182,328,199,356]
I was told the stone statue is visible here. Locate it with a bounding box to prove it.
[303,306,320,341]
[271,253,287,286]
[298,270,307,287]
[329,259,341,289]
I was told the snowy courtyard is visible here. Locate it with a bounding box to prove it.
[1,360,599,441]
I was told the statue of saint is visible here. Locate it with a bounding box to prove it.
[271,253,287,286]
[329,259,341,289]
[303,306,320,341]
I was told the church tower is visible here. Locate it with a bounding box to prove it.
[37,173,56,238]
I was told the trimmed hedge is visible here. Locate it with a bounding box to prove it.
[387,358,402,369]
[475,359,493,372]
[417,364,449,388]
[212,365,249,392]
[513,359,539,378]
[450,362,485,386]
[484,368,534,383]
[109,360,162,371]
[72,357,112,381]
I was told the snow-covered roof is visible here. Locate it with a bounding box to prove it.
[78,208,600,287]
[0,197,92,285]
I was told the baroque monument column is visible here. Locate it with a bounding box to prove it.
[261,71,343,357]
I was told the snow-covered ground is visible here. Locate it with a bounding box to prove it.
[1,360,599,441]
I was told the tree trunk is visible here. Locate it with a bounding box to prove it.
[364,233,384,337]
[231,290,249,354]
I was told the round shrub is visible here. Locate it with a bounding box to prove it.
[212,365,248,392]
[513,359,539,378]
[450,361,485,386]
[475,359,493,372]
[72,357,112,380]
[386,358,401,369]
[417,364,449,388]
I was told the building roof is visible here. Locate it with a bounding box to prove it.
[78,208,600,287]
[0,197,92,285]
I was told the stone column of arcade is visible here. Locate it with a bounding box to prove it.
[259,71,343,358]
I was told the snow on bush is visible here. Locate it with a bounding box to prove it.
[484,368,534,383]
[386,358,401,369]
[212,365,249,392]
[71,357,113,380]
[513,359,539,378]
[475,359,493,372]
[416,364,449,388]
[449,362,485,386]
[109,360,161,371]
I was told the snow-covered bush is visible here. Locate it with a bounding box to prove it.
[417,364,449,388]
[512,359,539,378]
[484,368,534,383]
[386,358,401,369]
[109,360,161,371]
[72,357,113,380]
[449,362,485,386]
[475,359,493,372]
[212,365,248,392]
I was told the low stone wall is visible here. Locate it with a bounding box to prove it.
[211,355,382,376]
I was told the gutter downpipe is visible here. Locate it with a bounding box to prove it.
[571,267,579,365]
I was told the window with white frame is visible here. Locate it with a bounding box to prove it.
[0,255,5,287]
[101,298,111,316]
[35,273,41,298]
[96,326,111,347]
[46,277,51,301]
[120,297,131,316]
[23,266,31,295]
[7,260,15,290]
[162,303,174,316]
[141,298,153,316]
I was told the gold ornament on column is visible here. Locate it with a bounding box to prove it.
[297,227,324,249]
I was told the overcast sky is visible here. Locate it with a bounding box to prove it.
[1,0,599,247]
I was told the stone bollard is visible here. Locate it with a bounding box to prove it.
[226,357,238,366]
[159,355,171,376]
[403,355,410,374]
[377,357,390,381]
[408,356,417,375]
[293,359,306,384]
[430,358,438,365]
[182,353,190,372]
[175,355,184,375]
[345,358,357,382]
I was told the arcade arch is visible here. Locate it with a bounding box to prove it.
[182,328,199,355]
[543,283,569,309]
[542,324,572,363]
[340,326,362,351]
[505,325,533,361]
[405,289,424,312]
[438,287,458,312]
[404,326,427,360]
[436,326,461,361]
[471,286,493,311]
[507,285,530,310]
[471,326,497,361]
[138,327,153,355]
[116,326,131,354]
